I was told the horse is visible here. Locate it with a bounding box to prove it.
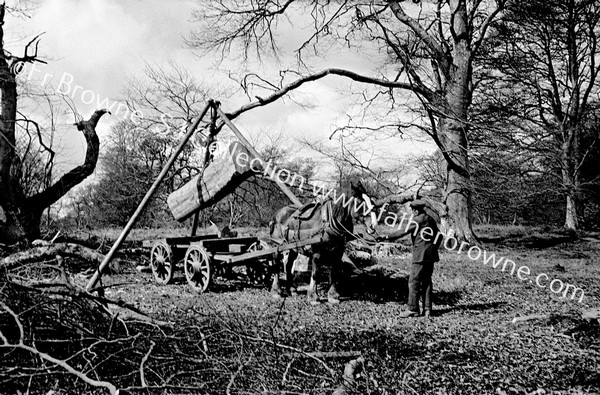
[268,181,378,304]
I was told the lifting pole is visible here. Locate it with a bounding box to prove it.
[85,101,213,292]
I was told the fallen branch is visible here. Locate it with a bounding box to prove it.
[9,280,156,324]
[281,358,295,386]
[0,302,119,395]
[235,333,336,377]
[226,354,254,395]
[1,241,109,271]
[283,351,362,359]
[140,340,156,387]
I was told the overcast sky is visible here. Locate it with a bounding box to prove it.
[7,0,435,182]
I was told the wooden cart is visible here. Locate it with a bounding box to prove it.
[143,233,321,293]
[86,102,306,293]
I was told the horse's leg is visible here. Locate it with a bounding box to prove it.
[327,249,344,304]
[284,250,298,296]
[270,252,284,299]
[307,252,321,305]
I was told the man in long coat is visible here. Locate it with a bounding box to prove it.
[377,200,441,318]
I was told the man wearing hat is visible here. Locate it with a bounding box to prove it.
[376,199,440,318]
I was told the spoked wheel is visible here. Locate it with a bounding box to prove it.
[246,239,276,287]
[184,245,212,293]
[150,241,174,285]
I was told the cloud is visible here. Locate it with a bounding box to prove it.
[5,0,436,182]
[12,0,196,114]
[7,0,198,171]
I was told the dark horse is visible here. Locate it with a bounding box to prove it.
[269,182,378,304]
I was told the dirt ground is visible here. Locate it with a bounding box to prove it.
[93,227,600,395]
[2,226,599,394]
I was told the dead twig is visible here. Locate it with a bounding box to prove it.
[281,358,295,386]
[0,302,119,394]
[282,351,362,359]
[140,340,156,387]
[8,279,169,330]
[235,333,336,377]
[226,353,255,395]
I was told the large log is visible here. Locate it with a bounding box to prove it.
[167,141,262,221]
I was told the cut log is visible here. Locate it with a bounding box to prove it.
[167,141,261,221]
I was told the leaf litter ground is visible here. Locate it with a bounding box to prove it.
[2,227,599,394]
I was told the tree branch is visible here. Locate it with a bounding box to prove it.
[0,302,119,394]
[26,109,109,212]
[388,1,449,73]
[0,241,109,271]
[226,68,432,120]
[472,1,505,54]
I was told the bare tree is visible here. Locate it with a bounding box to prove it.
[478,0,600,230]
[0,4,108,243]
[187,0,509,242]
[299,135,413,198]
[77,120,176,227]
[124,61,219,140]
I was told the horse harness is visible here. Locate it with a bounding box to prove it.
[282,198,349,244]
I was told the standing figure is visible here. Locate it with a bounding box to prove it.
[377,200,440,318]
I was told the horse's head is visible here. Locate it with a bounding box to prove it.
[348,181,378,234]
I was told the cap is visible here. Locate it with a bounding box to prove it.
[409,199,427,209]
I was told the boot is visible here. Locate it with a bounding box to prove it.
[398,310,419,318]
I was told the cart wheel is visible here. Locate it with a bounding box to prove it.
[184,245,211,293]
[150,241,174,285]
[246,239,275,286]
